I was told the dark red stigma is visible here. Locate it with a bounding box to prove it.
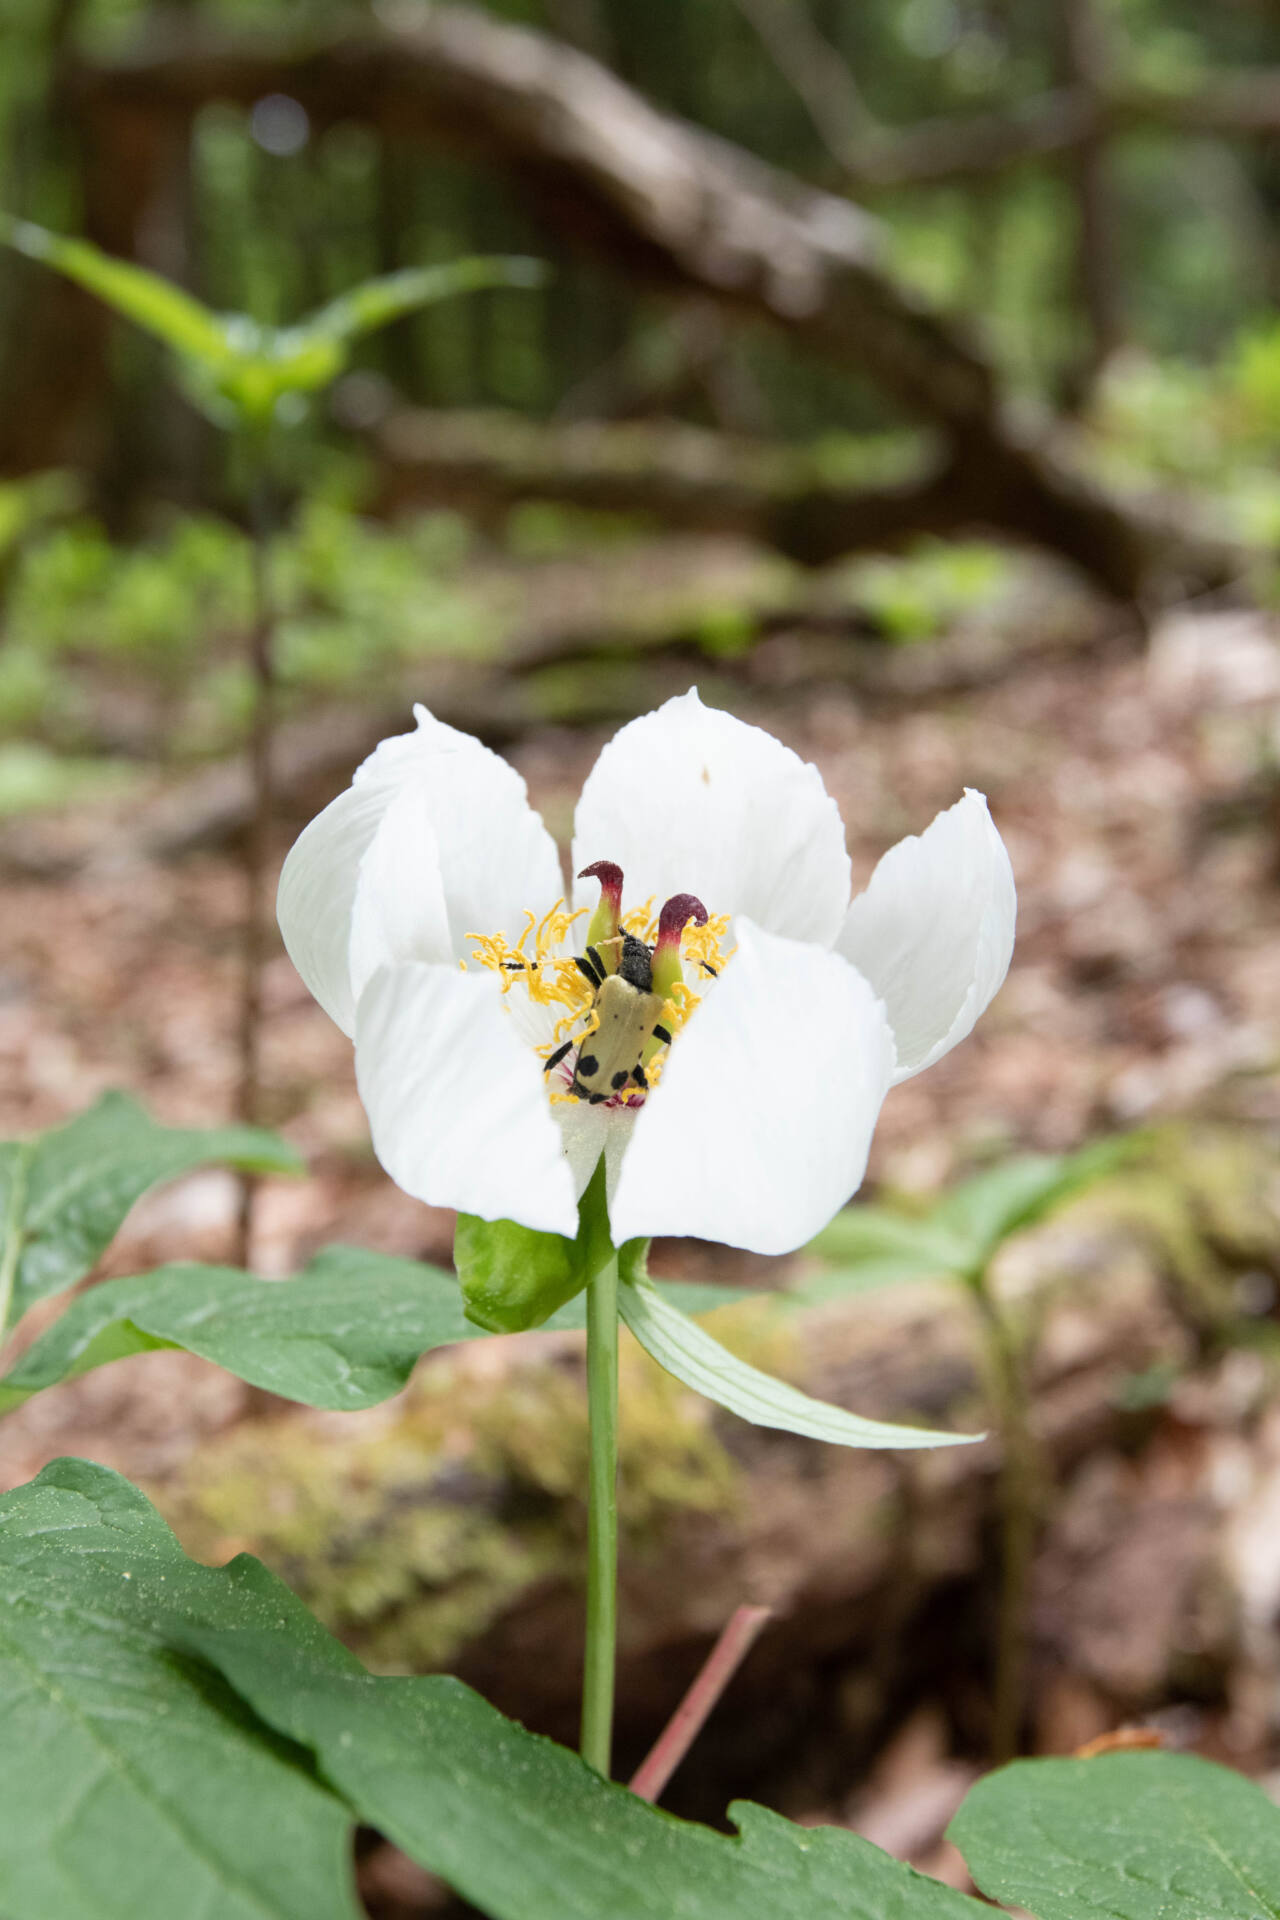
[578,860,624,914]
[656,892,709,951]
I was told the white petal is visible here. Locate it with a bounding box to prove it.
[836,789,1016,1083]
[554,1099,636,1207]
[610,920,895,1255]
[572,689,850,945]
[278,705,562,1038]
[349,782,452,1003]
[354,962,579,1235]
[277,778,398,1039]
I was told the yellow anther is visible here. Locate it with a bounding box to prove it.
[621,898,657,941]
[683,911,733,974]
[467,900,592,1018]
[471,892,733,1103]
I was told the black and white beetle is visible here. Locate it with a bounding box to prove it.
[544,882,708,1104]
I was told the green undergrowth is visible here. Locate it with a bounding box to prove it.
[0,491,491,754]
[0,740,144,816]
[1083,337,1280,550]
[158,1314,784,1671]
[0,463,1034,779]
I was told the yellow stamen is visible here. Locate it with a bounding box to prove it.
[465,898,592,1027]
[621,898,657,941]
[468,895,735,1100]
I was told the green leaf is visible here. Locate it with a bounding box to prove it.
[806,1135,1146,1299]
[801,1204,973,1295]
[455,1160,613,1331]
[0,1248,466,1413]
[6,1459,981,1920]
[1,218,544,426]
[619,1272,980,1450]
[0,1090,302,1332]
[0,1245,750,1411]
[621,1276,753,1318]
[152,1520,980,1919]
[0,1458,359,1920]
[218,257,546,414]
[210,1665,985,1920]
[291,255,546,356]
[950,1750,1280,1920]
[929,1137,1145,1268]
[0,214,235,369]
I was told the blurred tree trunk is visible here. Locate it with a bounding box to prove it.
[1054,0,1123,411]
[60,8,1155,594]
[0,0,101,475]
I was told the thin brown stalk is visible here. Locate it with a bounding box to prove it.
[234,463,276,1266]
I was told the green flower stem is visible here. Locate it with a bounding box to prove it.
[968,1265,1042,1765]
[581,1249,620,1776]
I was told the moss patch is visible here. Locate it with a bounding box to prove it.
[159,1324,744,1672]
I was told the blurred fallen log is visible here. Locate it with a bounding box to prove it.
[373,405,1233,586]
[376,408,971,559]
[70,6,1238,599]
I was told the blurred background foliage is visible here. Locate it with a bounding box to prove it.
[5,0,1280,485]
[3,0,1280,785]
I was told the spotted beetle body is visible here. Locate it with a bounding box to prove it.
[571,933,668,1103]
[542,932,673,1102]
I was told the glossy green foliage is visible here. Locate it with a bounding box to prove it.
[3,1459,980,1920]
[0,1458,359,1920]
[0,1247,466,1412]
[952,1750,1280,1920]
[0,1242,745,1411]
[213,1649,985,1920]
[0,215,543,427]
[0,1090,301,1332]
[8,1462,1280,1920]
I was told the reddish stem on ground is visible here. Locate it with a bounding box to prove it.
[628,1604,772,1804]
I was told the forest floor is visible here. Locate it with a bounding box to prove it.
[2,558,1279,1910]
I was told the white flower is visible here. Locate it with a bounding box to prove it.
[278,690,1015,1256]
